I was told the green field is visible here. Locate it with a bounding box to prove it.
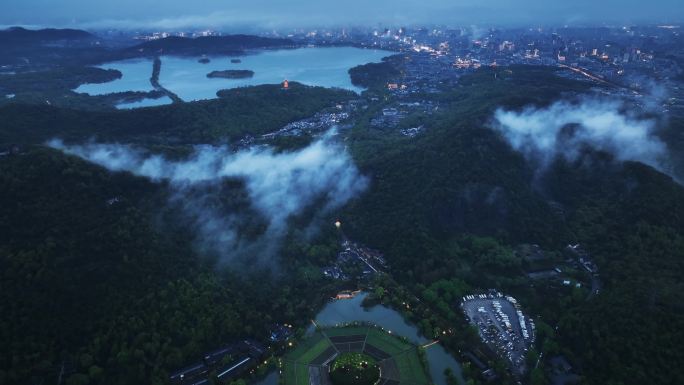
[393,350,430,384]
[298,338,333,364]
[323,326,370,337]
[283,361,297,385]
[286,333,328,363]
[295,363,310,385]
[365,329,412,355]
[282,326,429,385]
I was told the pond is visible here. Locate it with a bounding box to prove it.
[75,47,392,106]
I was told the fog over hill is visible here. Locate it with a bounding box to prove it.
[48,131,368,266]
[491,97,676,181]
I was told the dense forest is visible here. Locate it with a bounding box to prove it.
[342,66,684,385]
[0,83,354,144]
[1,53,683,385]
[0,147,343,385]
[348,56,402,88]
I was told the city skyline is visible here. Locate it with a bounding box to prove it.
[2,0,683,30]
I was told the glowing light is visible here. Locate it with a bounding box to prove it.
[335,220,341,229]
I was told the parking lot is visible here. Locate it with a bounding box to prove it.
[461,293,535,375]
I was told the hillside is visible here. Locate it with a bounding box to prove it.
[123,35,295,56]
[0,65,683,385]
[342,66,684,385]
[0,26,93,43]
[0,82,354,145]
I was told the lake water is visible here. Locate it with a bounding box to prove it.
[75,47,391,105]
[310,292,464,385]
[76,58,156,95]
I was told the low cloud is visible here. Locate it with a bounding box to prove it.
[48,132,368,267]
[491,97,673,178]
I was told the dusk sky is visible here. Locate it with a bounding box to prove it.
[2,0,683,30]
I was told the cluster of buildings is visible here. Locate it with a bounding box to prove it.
[134,30,219,41]
[277,25,682,106]
[520,243,600,298]
[566,244,598,274]
[370,101,437,131]
[400,125,424,138]
[259,102,358,141]
[269,323,294,343]
[169,340,266,385]
[322,240,387,281]
[262,110,350,139]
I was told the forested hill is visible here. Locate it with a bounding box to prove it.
[122,35,295,56]
[0,27,93,44]
[0,27,103,67]
[340,66,684,385]
[0,28,293,67]
[0,82,354,145]
[0,62,683,385]
[0,147,338,384]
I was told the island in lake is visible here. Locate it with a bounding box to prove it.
[230,58,242,63]
[198,57,210,64]
[206,69,254,79]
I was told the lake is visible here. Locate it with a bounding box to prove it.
[75,47,392,107]
[76,58,156,95]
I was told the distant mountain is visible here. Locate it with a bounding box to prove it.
[0,27,102,67]
[0,26,93,43]
[124,34,295,56]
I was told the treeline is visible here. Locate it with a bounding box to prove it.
[122,35,295,57]
[0,67,121,95]
[0,82,354,145]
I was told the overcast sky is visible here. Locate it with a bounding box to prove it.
[2,0,683,30]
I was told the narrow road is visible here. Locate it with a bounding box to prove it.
[557,63,641,94]
[586,274,601,300]
[151,57,183,103]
